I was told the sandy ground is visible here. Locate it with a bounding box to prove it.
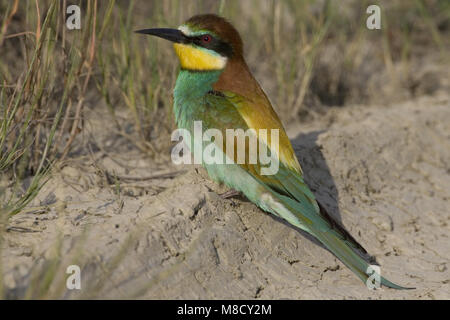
[2,93,449,299]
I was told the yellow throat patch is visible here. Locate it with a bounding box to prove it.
[173,43,227,71]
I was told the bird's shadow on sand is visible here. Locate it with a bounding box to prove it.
[292,130,342,222]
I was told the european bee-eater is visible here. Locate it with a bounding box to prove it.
[137,14,411,289]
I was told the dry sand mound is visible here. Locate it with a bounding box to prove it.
[2,94,449,299]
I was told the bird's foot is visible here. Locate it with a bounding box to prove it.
[219,189,241,199]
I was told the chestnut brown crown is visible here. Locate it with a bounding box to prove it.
[184,14,244,58]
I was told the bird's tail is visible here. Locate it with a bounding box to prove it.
[269,192,413,289]
[311,227,413,289]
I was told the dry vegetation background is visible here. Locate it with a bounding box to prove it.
[0,0,449,299]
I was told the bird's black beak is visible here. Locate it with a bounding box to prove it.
[135,28,188,43]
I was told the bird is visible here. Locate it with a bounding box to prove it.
[136,14,412,289]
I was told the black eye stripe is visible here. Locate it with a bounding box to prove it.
[189,35,233,58]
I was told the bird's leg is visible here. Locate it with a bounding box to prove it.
[219,189,241,199]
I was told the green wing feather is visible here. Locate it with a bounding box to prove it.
[187,91,412,289]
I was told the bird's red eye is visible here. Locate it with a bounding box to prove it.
[202,35,212,43]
